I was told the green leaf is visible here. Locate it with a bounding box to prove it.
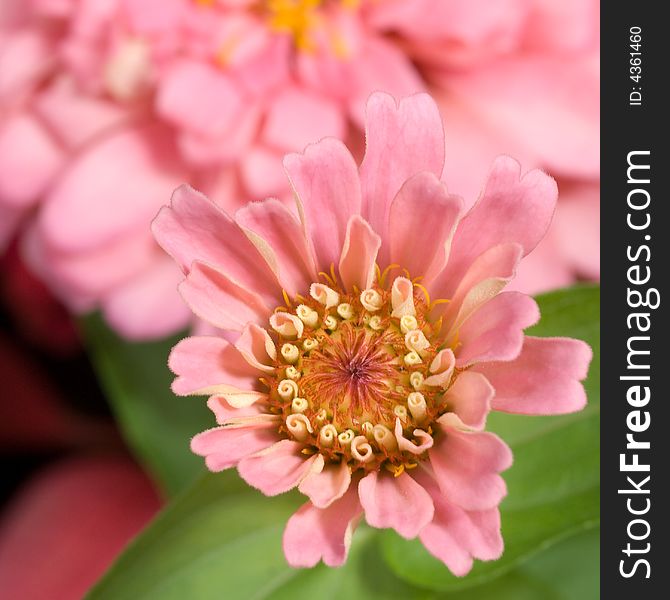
[443,528,600,600]
[81,314,211,496]
[380,285,600,592]
[87,471,428,600]
[88,469,598,600]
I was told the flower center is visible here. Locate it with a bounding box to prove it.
[265,0,358,53]
[262,268,456,475]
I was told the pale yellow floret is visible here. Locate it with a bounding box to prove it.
[286,413,313,441]
[407,392,427,422]
[368,315,383,331]
[400,314,418,335]
[310,283,340,308]
[296,304,319,328]
[323,315,338,331]
[338,429,355,446]
[277,378,299,401]
[351,435,374,462]
[336,303,354,319]
[409,371,424,390]
[361,421,374,439]
[373,424,397,451]
[281,343,300,363]
[405,329,430,354]
[319,423,338,447]
[360,288,383,312]
[291,397,309,413]
[285,366,301,380]
[404,351,422,366]
[393,405,408,421]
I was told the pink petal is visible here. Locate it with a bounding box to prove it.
[0,456,160,600]
[552,181,600,280]
[269,312,303,339]
[390,276,415,317]
[234,323,277,372]
[435,243,523,343]
[168,336,259,396]
[152,184,279,301]
[505,232,573,295]
[475,336,592,415]
[283,486,362,568]
[34,78,128,148]
[523,0,599,52]
[423,348,455,389]
[359,92,444,259]
[213,390,269,410]
[235,198,317,296]
[444,56,599,178]
[394,419,434,455]
[28,232,157,303]
[414,470,503,576]
[0,30,52,101]
[0,114,63,207]
[179,261,271,331]
[443,157,557,299]
[40,125,185,253]
[262,85,345,152]
[345,38,425,126]
[444,372,493,430]
[191,425,278,472]
[338,215,381,293]
[156,59,244,137]
[299,460,352,509]
[388,172,462,282]
[237,439,319,496]
[240,145,287,199]
[358,471,434,538]
[101,255,192,340]
[283,138,361,269]
[121,0,186,33]
[429,422,512,511]
[455,292,539,366]
[369,0,525,49]
[176,104,260,167]
[206,396,264,424]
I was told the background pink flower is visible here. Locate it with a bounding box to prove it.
[0,455,161,600]
[153,92,592,572]
[0,0,599,339]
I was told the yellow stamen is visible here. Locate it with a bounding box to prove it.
[414,282,431,306]
[379,263,400,288]
[430,297,451,310]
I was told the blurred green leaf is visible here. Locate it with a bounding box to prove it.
[87,471,429,600]
[443,528,600,600]
[87,469,598,600]
[82,314,211,496]
[380,285,600,592]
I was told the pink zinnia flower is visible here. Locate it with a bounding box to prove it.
[0,0,598,338]
[153,92,592,573]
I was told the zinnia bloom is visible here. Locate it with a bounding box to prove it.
[0,0,598,338]
[153,92,592,572]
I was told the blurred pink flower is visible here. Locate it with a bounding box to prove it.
[154,92,592,572]
[0,0,599,339]
[0,455,161,600]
